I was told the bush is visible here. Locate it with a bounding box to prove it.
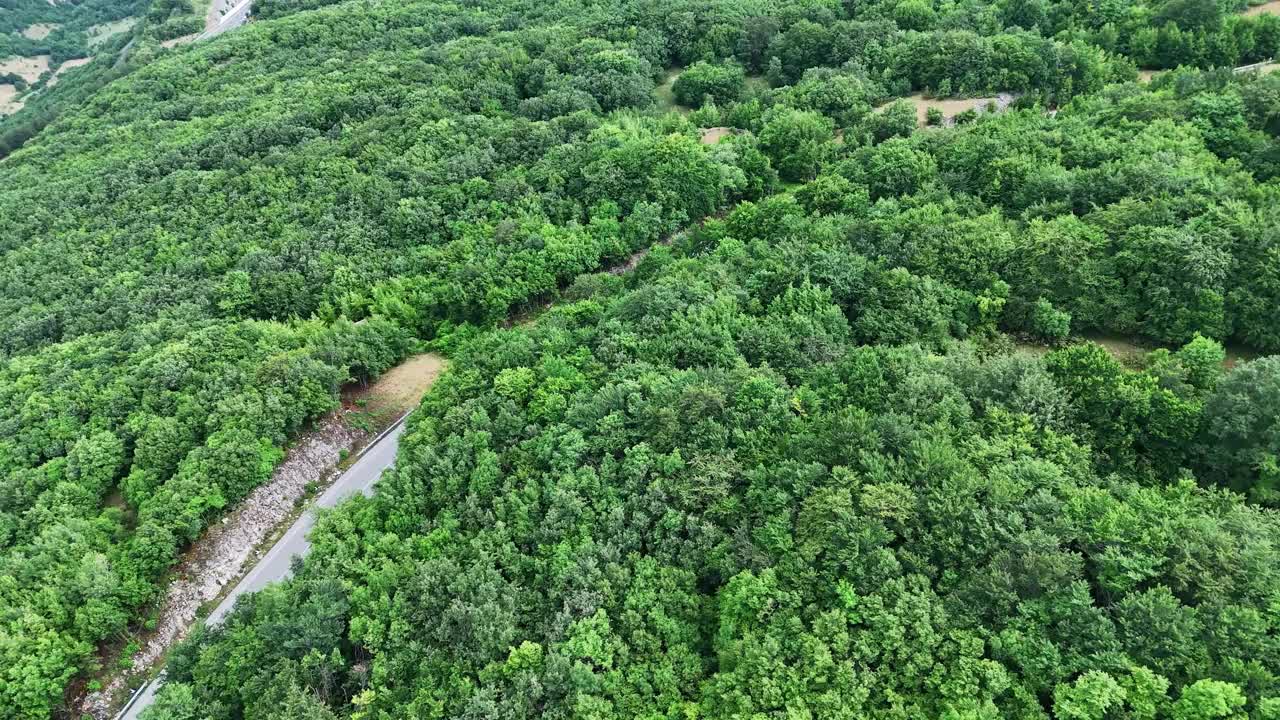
[1031,297,1072,342]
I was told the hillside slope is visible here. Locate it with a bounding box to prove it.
[3,0,1280,716]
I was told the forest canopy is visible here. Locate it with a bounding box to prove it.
[1,0,1279,716]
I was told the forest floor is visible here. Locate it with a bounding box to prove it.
[72,353,445,720]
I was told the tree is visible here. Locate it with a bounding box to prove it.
[673,61,746,107]
[1197,356,1280,503]
[1171,680,1247,720]
[757,107,833,182]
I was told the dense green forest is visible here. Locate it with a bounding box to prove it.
[1,0,1280,716]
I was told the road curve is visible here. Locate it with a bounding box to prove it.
[116,417,411,720]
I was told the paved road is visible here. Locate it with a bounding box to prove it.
[116,418,410,720]
[198,0,252,40]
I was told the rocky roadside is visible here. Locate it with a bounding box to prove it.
[75,411,369,719]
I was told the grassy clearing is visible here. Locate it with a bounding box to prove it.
[1016,332,1260,368]
[654,68,689,114]
[0,54,51,83]
[342,352,447,424]
[880,93,1013,126]
[21,23,59,40]
[1242,0,1280,16]
[87,17,139,48]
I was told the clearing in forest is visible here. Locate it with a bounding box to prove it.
[343,352,447,421]
[0,54,51,83]
[87,17,139,47]
[700,126,735,144]
[47,56,91,87]
[1243,0,1280,16]
[1017,333,1257,368]
[655,68,687,113]
[20,23,58,40]
[0,84,19,115]
[884,93,1016,126]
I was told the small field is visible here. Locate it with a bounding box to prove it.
[882,93,1015,126]
[1017,333,1260,369]
[342,352,446,421]
[0,84,20,115]
[0,54,51,83]
[47,56,91,87]
[87,17,138,47]
[21,23,58,40]
[1243,0,1280,16]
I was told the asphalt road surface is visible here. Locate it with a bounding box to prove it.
[116,419,410,720]
[199,0,252,40]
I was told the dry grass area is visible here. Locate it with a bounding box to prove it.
[1243,0,1280,16]
[87,17,138,47]
[0,54,51,83]
[700,126,734,144]
[47,56,91,87]
[883,93,1011,126]
[0,84,20,115]
[344,353,447,419]
[21,23,58,40]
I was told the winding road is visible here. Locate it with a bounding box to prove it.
[115,417,411,720]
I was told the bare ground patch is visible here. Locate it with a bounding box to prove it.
[699,126,735,144]
[344,352,446,419]
[47,56,91,87]
[0,54,51,83]
[87,17,138,47]
[21,23,59,40]
[880,93,1015,127]
[0,84,20,115]
[1243,0,1280,16]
